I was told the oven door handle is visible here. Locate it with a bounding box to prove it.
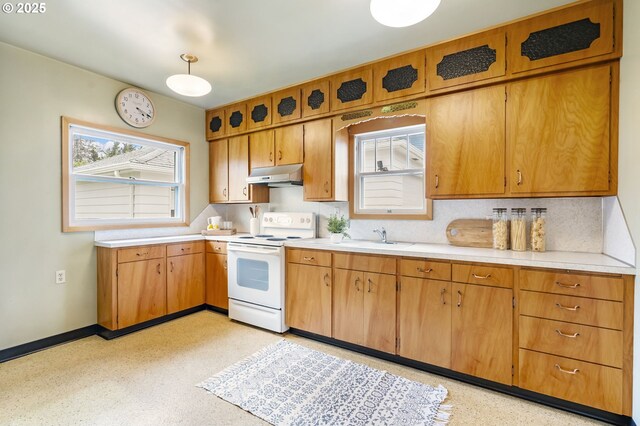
[228,246,281,256]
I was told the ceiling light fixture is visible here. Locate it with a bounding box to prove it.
[166,54,212,97]
[370,0,441,28]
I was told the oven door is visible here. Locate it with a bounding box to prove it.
[227,242,284,310]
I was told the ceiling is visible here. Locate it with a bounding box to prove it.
[0,0,574,109]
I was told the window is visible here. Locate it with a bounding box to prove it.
[352,122,428,218]
[62,117,189,231]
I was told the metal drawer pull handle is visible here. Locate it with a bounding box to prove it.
[278,150,282,160]
[555,281,581,289]
[324,181,329,193]
[215,246,221,251]
[224,261,227,270]
[368,278,373,293]
[303,256,315,261]
[555,303,580,311]
[555,364,579,375]
[242,187,247,196]
[417,267,433,273]
[517,170,523,185]
[555,329,580,338]
[136,252,148,257]
[170,261,174,272]
[181,247,191,251]
[323,273,330,287]
[472,273,491,279]
[223,188,227,197]
[457,290,462,307]
[440,288,446,305]
[156,263,161,274]
[269,152,273,162]
[355,277,361,291]
[435,174,439,189]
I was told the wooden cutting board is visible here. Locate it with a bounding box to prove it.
[446,219,493,248]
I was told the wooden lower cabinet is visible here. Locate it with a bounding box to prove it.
[451,282,513,385]
[167,252,205,314]
[398,277,451,368]
[333,268,396,353]
[286,263,332,336]
[117,258,167,329]
[206,253,228,310]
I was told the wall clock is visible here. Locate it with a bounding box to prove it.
[115,87,156,128]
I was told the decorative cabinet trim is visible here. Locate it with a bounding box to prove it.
[428,31,505,91]
[331,67,373,111]
[374,50,426,102]
[225,104,246,134]
[247,96,272,130]
[205,109,225,140]
[507,0,614,74]
[272,88,301,124]
[302,80,330,117]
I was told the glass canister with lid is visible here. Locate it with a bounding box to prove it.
[510,208,527,251]
[492,208,508,250]
[530,208,547,252]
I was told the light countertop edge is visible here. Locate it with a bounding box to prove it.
[94,235,636,275]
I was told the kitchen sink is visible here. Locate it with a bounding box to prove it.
[336,240,413,249]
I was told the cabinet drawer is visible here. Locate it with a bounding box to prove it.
[519,291,623,330]
[206,241,228,254]
[452,263,513,288]
[287,249,331,267]
[118,245,165,263]
[400,259,451,281]
[519,316,622,368]
[519,349,622,414]
[334,253,396,275]
[167,241,204,257]
[520,269,623,301]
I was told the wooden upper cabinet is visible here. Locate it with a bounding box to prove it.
[428,84,506,198]
[427,30,505,91]
[272,88,301,125]
[225,103,247,135]
[303,119,333,200]
[247,95,272,130]
[302,79,331,118]
[373,50,426,103]
[209,139,229,202]
[206,109,225,140]
[330,66,373,111]
[274,124,303,165]
[507,0,616,75]
[507,65,612,196]
[249,129,275,169]
[228,135,250,201]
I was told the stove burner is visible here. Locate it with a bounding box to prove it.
[266,238,287,241]
[286,236,301,239]
[238,236,254,239]
[255,234,274,238]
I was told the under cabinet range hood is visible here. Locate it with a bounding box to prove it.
[246,164,303,187]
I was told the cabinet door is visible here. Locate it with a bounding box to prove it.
[247,95,272,130]
[225,103,247,135]
[206,109,225,140]
[275,124,303,166]
[507,65,611,195]
[205,253,228,309]
[331,66,373,111]
[249,129,275,169]
[451,283,512,385]
[273,87,301,125]
[209,140,228,202]
[302,79,330,118]
[167,253,205,314]
[373,50,426,103]
[363,272,396,354]
[228,135,250,201]
[117,258,166,328]
[399,278,451,368]
[303,119,333,200]
[332,269,364,346]
[429,85,506,197]
[286,263,332,336]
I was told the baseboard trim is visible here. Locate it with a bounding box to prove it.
[289,328,634,426]
[0,325,98,363]
[205,305,229,315]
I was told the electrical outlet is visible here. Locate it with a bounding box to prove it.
[55,270,66,284]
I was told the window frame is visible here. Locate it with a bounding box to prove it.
[61,117,190,232]
[346,115,432,220]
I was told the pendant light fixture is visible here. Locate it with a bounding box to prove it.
[370,0,441,28]
[166,54,212,97]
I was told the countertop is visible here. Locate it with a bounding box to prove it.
[94,235,635,275]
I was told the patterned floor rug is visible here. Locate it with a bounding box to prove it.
[198,340,451,425]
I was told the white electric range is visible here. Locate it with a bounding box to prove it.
[226,212,316,333]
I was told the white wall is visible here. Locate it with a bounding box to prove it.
[618,0,640,420]
[0,42,208,350]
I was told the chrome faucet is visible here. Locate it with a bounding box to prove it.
[373,227,387,243]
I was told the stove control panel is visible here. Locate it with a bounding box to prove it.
[261,212,316,238]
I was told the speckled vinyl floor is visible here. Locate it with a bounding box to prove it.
[0,311,604,425]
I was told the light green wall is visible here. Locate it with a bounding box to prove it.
[0,42,208,350]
